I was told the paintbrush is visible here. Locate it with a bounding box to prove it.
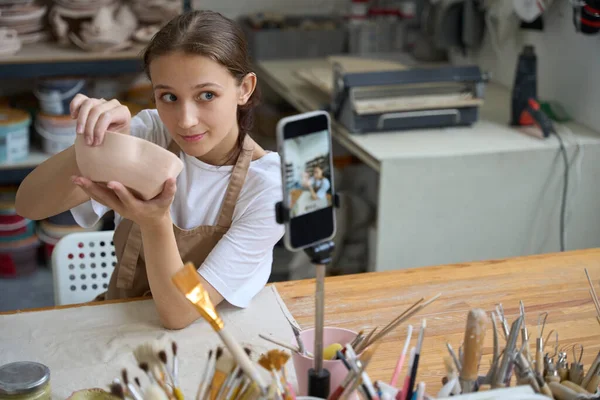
[459,309,488,394]
[110,381,125,400]
[258,334,314,357]
[172,263,268,395]
[365,294,440,350]
[159,350,181,399]
[390,324,413,387]
[208,348,235,400]
[345,345,378,400]
[399,347,415,400]
[122,370,144,400]
[216,347,252,400]
[172,342,180,389]
[133,342,172,397]
[258,350,289,398]
[376,298,424,338]
[405,319,426,400]
[196,349,215,400]
[145,384,171,400]
[338,344,379,400]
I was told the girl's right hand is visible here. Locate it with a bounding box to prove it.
[70,94,132,146]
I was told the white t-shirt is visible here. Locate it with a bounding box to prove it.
[70,109,285,308]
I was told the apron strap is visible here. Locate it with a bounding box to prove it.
[114,219,142,289]
[114,141,179,290]
[216,135,255,228]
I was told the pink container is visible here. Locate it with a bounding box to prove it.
[291,327,359,399]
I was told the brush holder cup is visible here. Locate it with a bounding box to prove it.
[291,327,360,400]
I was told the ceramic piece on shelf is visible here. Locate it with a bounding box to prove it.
[69,32,132,52]
[76,4,137,47]
[0,28,21,56]
[19,30,50,44]
[74,130,184,201]
[0,4,45,24]
[132,24,160,43]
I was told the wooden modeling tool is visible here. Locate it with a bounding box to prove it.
[172,263,268,395]
[459,309,488,394]
[581,350,600,389]
[536,312,548,377]
[548,381,582,400]
[560,380,590,394]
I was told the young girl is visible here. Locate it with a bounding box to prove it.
[15,10,285,330]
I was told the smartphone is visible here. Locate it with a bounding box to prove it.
[276,110,336,252]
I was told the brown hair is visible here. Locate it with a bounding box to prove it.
[142,10,259,157]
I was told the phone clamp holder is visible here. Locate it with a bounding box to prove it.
[275,194,340,398]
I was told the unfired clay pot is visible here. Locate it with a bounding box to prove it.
[74,130,184,200]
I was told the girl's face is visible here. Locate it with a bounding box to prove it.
[313,167,323,179]
[149,51,256,163]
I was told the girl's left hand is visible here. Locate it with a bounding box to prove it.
[71,176,177,228]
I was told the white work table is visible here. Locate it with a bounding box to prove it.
[256,58,600,272]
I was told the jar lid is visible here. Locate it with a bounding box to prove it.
[0,362,50,395]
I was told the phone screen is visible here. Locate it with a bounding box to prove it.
[281,112,335,250]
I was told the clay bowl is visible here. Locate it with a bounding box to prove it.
[74,130,184,200]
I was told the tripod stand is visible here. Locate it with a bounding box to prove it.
[275,194,339,398]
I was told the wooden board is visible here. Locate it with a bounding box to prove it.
[276,248,600,395]
[294,55,407,96]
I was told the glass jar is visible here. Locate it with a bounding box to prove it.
[0,362,51,400]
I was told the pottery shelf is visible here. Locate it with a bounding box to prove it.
[0,42,146,79]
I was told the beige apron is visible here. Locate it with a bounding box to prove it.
[98,135,255,300]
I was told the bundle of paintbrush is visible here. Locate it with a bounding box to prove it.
[107,339,183,400]
[106,339,297,400]
[196,346,296,400]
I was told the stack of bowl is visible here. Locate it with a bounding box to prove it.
[0,186,40,278]
[0,107,31,164]
[0,1,49,50]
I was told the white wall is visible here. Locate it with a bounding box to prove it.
[451,1,600,132]
[192,0,345,19]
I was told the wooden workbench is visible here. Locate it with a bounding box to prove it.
[2,249,600,395]
[277,248,600,393]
